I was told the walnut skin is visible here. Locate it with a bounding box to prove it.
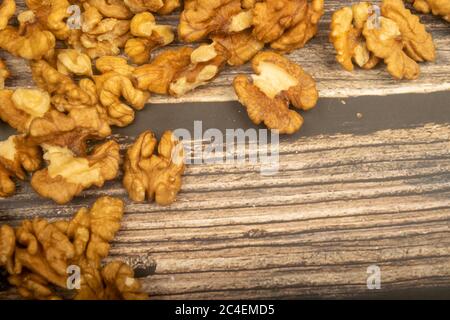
[178,0,251,42]
[0,135,42,198]
[407,0,450,22]
[330,2,380,72]
[363,17,420,80]
[0,58,9,89]
[381,0,435,63]
[0,0,15,30]
[133,47,194,94]
[0,11,55,60]
[25,0,71,40]
[169,42,230,97]
[1,197,146,300]
[123,130,185,205]
[233,51,318,134]
[271,0,325,53]
[31,141,120,204]
[211,30,264,66]
[87,0,133,19]
[56,49,93,77]
[125,12,174,64]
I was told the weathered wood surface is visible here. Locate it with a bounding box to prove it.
[1,1,450,103]
[1,121,450,299]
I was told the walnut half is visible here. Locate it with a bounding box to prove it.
[233,51,318,135]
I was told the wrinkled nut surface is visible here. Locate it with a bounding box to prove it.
[31,141,120,204]
[178,0,250,42]
[57,49,93,77]
[211,30,264,66]
[1,197,146,300]
[0,135,42,197]
[25,0,71,40]
[0,10,55,60]
[233,51,318,134]
[134,47,194,94]
[271,0,324,52]
[0,58,9,89]
[330,2,379,71]
[0,0,15,31]
[363,16,420,80]
[123,130,185,205]
[169,42,229,97]
[407,0,450,22]
[381,0,435,63]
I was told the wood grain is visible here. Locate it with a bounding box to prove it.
[1,123,450,299]
[1,1,449,104]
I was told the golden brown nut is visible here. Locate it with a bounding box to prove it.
[330,2,379,71]
[0,0,15,30]
[94,69,150,127]
[31,60,96,111]
[0,11,55,60]
[56,49,93,77]
[124,0,164,12]
[363,17,420,80]
[158,0,181,14]
[28,107,112,155]
[87,0,133,19]
[252,0,307,43]
[0,224,15,273]
[0,135,42,197]
[102,261,148,300]
[123,130,185,205]
[25,0,71,40]
[8,273,61,300]
[96,56,135,77]
[211,30,264,66]
[67,4,131,59]
[133,47,194,94]
[233,51,318,134]
[0,58,9,89]
[271,0,324,52]
[407,0,450,22]
[178,0,251,42]
[381,0,435,62]
[125,12,174,64]
[169,42,230,97]
[31,140,120,204]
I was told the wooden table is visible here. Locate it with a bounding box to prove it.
[1,1,450,299]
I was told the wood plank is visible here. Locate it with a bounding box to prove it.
[1,122,450,299]
[1,1,449,103]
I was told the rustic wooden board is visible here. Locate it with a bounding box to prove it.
[1,1,450,300]
[1,1,450,103]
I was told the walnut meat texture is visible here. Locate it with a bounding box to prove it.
[31,140,120,204]
[0,197,148,300]
[123,130,185,206]
[0,10,55,60]
[330,2,380,72]
[0,135,42,198]
[407,0,450,22]
[0,58,9,89]
[25,0,71,40]
[169,42,230,97]
[133,47,194,95]
[178,0,253,42]
[233,51,318,135]
[125,12,174,64]
[94,56,150,127]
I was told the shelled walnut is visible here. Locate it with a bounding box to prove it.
[31,141,120,204]
[0,135,42,197]
[125,12,174,64]
[123,130,185,205]
[57,49,93,77]
[178,0,253,42]
[169,42,230,97]
[0,10,55,60]
[233,51,318,134]
[406,0,449,22]
[0,197,148,300]
[25,0,71,40]
[330,0,436,80]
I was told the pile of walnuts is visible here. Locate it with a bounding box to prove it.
[0,0,444,300]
